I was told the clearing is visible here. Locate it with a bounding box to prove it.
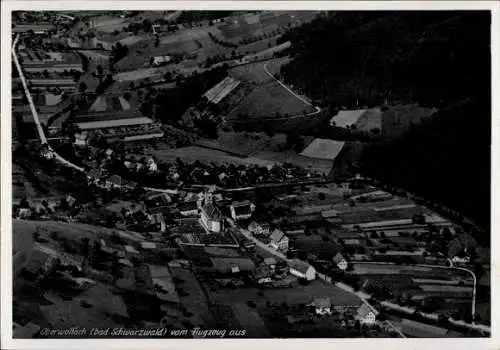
[226,59,315,120]
[300,139,346,160]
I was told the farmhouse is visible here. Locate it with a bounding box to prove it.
[140,242,157,250]
[200,203,223,233]
[248,221,271,236]
[355,303,378,325]
[151,55,172,67]
[310,297,332,315]
[269,229,289,251]
[263,257,277,271]
[289,259,316,281]
[105,175,122,189]
[254,266,273,284]
[178,201,199,217]
[333,253,348,270]
[229,200,255,221]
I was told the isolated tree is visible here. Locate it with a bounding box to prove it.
[79,81,88,94]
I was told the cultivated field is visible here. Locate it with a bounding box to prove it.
[40,284,130,329]
[12,163,48,199]
[143,146,276,166]
[114,67,164,82]
[13,219,145,244]
[330,109,367,128]
[248,150,333,174]
[355,108,383,132]
[227,81,315,120]
[194,132,270,157]
[92,16,129,33]
[209,280,361,306]
[169,266,217,328]
[300,139,346,160]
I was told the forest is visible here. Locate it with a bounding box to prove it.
[278,11,491,231]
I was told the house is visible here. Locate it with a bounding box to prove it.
[124,160,135,169]
[124,245,140,255]
[269,229,289,251]
[141,242,157,250]
[65,194,76,208]
[263,257,277,271]
[146,192,172,207]
[229,200,256,221]
[106,175,122,189]
[451,255,471,264]
[87,169,103,184]
[230,264,240,274]
[310,297,332,315]
[146,157,158,172]
[178,201,199,217]
[199,203,223,233]
[289,259,316,281]
[333,252,348,270]
[355,303,378,325]
[254,266,273,284]
[74,131,88,146]
[152,55,172,66]
[18,208,32,219]
[105,148,114,158]
[247,221,271,236]
[118,258,134,268]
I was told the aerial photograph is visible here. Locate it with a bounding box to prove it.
[10,10,491,339]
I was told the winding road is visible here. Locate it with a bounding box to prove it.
[12,34,85,173]
[262,59,322,119]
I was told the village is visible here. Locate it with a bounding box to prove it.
[10,10,491,340]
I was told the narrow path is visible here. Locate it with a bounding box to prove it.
[263,59,322,118]
[12,34,85,173]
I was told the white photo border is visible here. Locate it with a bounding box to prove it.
[1,1,499,349]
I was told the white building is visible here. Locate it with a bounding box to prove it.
[146,157,158,172]
[333,252,348,270]
[269,229,289,251]
[289,259,316,281]
[311,297,332,315]
[229,200,255,221]
[356,303,378,325]
[152,55,172,66]
[248,221,271,236]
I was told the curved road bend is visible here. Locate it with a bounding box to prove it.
[263,59,322,119]
[352,261,478,321]
[12,34,85,173]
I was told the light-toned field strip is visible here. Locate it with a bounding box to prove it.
[299,138,345,160]
[330,109,367,128]
[203,76,241,104]
[374,204,418,212]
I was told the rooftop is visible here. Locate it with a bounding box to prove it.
[289,259,313,274]
[270,229,286,242]
[76,117,154,130]
[202,203,222,220]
